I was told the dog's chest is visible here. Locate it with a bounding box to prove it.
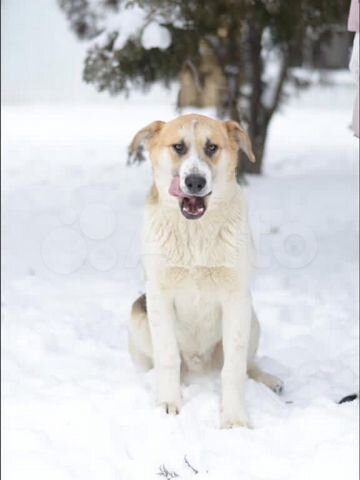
[146,214,242,269]
[173,278,222,356]
[177,226,237,267]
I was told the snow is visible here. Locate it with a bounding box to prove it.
[141,22,172,50]
[87,5,172,52]
[108,6,147,51]
[2,77,359,479]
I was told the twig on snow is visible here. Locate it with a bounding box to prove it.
[156,464,179,479]
[184,456,199,475]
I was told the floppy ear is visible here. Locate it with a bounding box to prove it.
[128,120,165,164]
[225,121,255,163]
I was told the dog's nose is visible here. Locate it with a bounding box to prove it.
[184,174,207,194]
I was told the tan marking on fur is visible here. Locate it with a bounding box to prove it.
[131,293,147,316]
[148,184,159,205]
[128,114,250,185]
[129,294,153,369]
[149,114,231,168]
[128,120,165,159]
[225,121,255,163]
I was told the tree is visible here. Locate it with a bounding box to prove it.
[59,0,348,174]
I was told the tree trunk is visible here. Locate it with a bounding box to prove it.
[239,21,266,174]
[238,25,289,175]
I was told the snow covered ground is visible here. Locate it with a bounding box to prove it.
[2,79,359,479]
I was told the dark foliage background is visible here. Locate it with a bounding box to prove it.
[59,0,349,173]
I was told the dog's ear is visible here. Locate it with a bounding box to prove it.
[128,121,165,164]
[225,121,255,163]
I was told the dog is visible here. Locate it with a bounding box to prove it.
[128,114,282,428]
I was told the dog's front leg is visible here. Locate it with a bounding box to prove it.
[221,290,252,428]
[146,287,181,415]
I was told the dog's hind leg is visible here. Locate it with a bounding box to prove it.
[211,309,283,394]
[247,363,284,395]
[128,294,153,370]
[247,309,284,395]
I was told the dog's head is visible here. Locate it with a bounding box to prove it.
[128,114,255,220]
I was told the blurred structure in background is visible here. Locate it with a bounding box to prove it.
[59,0,351,174]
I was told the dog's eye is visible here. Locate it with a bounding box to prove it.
[172,143,186,155]
[205,143,218,156]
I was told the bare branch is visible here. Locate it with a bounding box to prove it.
[184,455,199,475]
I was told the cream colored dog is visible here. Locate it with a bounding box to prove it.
[128,114,282,428]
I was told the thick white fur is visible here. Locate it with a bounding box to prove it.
[128,116,282,428]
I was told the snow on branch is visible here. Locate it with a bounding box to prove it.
[59,0,178,51]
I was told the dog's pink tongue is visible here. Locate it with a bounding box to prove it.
[169,176,186,198]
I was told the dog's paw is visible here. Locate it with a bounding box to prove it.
[164,403,180,416]
[221,417,252,429]
[221,409,251,429]
[157,384,181,416]
[268,376,284,395]
[258,371,284,395]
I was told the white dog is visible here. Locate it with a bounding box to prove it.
[128,114,282,428]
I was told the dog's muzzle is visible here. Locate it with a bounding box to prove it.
[168,176,210,220]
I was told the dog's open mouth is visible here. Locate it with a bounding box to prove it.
[169,176,208,220]
[180,196,206,219]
